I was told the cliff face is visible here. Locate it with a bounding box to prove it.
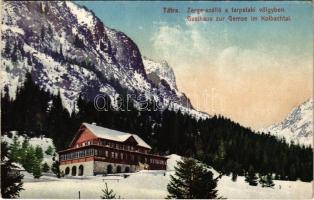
[1,1,205,117]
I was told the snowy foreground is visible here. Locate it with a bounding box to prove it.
[20,155,312,199]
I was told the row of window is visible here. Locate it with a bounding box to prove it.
[75,140,92,148]
[59,148,166,165]
[75,140,149,154]
[150,158,165,165]
[60,149,96,160]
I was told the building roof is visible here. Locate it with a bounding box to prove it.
[82,123,151,149]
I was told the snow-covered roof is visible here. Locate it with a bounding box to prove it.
[83,123,151,149]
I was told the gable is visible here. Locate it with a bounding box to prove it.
[124,135,139,145]
[69,125,98,148]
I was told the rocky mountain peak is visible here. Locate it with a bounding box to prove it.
[262,98,313,146]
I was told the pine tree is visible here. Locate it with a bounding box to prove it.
[35,145,44,161]
[231,172,238,182]
[1,85,12,132]
[19,138,29,165]
[289,164,297,181]
[215,141,226,171]
[245,166,258,186]
[42,162,50,172]
[51,160,61,178]
[167,158,220,199]
[9,136,21,162]
[100,183,119,199]
[21,138,30,153]
[46,91,72,149]
[23,145,36,172]
[259,174,267,187]
[1,142,24,198]
[45,145,54,155]
[32,159,42,178]
[265,174,275,188]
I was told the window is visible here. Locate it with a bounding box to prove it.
[111,152,115,158]
[105,150,108,157]
[85,149,89,156]
[98,149,102,156]
[115,152,118,159]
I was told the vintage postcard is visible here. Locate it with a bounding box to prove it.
[0,0,313,199]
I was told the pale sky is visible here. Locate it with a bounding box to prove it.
[77,1,313,130]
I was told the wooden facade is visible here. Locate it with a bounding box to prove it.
[59,123,167,176]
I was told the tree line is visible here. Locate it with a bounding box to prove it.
[1,72,313,182]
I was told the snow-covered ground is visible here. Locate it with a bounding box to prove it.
[19,154,312,199]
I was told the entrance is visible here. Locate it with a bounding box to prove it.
[107,165,113,174]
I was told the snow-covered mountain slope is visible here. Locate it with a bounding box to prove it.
[261,98,313,147]
[1,1,207,118]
